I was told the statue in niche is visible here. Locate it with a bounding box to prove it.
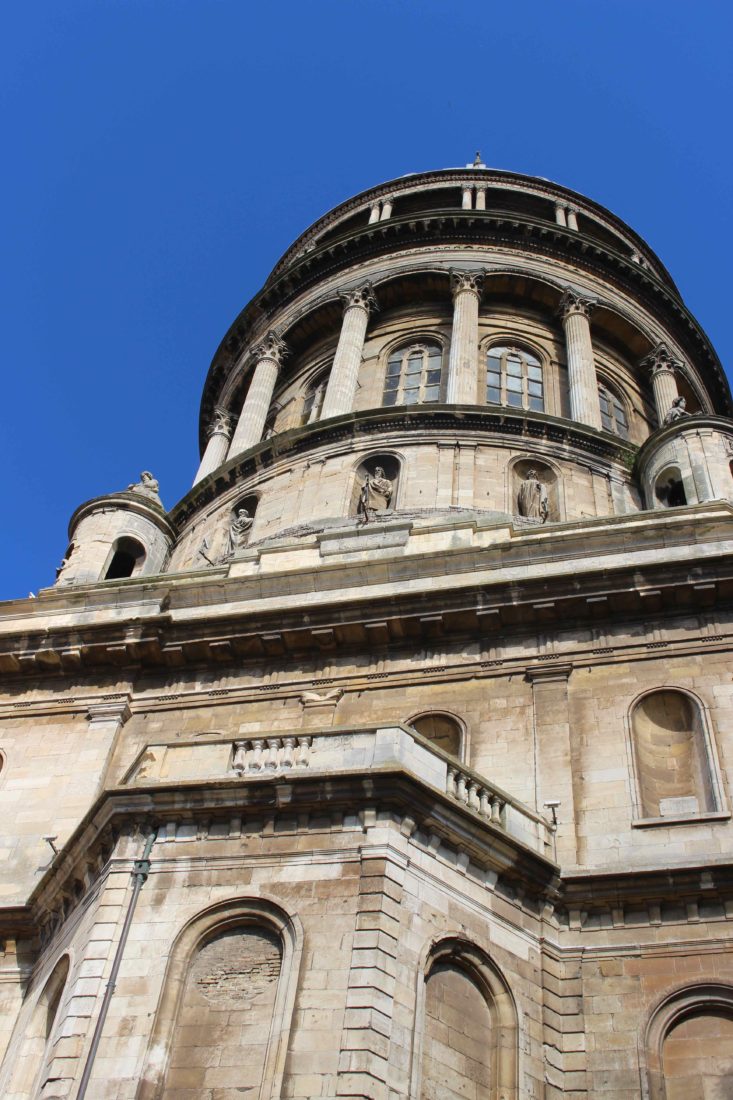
[226,507,253,555]
[358,466,393,524]
[663,395,689,425]
[517,468,549,523]
[127,471,160,499]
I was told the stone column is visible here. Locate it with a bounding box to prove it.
[475,187,487,210]
[380,199,393,220]
[555,203,567,227]
[227,333,287,459]
[567,208,579,231]
[641,343,680,425]
[368,203,380,224]
[461,186,473,210]
[559,289,602,430]
[321,284,377,420]
[446,269,483,405]
[193,408,232,486]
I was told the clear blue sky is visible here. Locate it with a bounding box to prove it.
[2,0,732,598]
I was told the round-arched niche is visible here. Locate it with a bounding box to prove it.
[351,454,401,521]
[510,458,561,524]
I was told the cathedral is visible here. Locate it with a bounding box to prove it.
[1,160,733,1099]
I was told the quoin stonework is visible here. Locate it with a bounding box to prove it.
[2,161,733,1099]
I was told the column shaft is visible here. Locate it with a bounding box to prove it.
[321,285,376,420]
[560,292,602,430]
[227,333,287,459]
[447,271,483,405]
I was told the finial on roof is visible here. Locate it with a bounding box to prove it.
[466,151,487,169]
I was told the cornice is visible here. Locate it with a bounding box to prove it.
[68,491,177,542]
[1,503,732,681]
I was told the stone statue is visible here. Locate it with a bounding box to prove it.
[127,471,160,498]
[663,396,689,425]
[226,507,253,555]
[358,466,393,524]
[517,469,549,523]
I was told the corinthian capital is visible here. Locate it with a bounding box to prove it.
[209,406,232,438]
[558,288,597,320]
[450,268,484,298]
[252,331,289,364]
[640,342,681,376]
[340,282,378,314]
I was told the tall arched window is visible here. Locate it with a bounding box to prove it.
[631,690,718,819]
[486,345,544,411]
[598,381,629,437]
[383,342,443,406]
[301,370,329,424]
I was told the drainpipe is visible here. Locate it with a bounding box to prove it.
[76,830,156,1100]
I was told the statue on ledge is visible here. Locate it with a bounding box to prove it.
[226,507,253,555]
[358,466,393,524]
[127,471,160,499]
[517,468,549,524]
[663,395,689,425]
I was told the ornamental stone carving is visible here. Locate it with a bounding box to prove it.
[558,288,597,320]
[358,466,393,523]
[640,342,681,376]
[252,331,288,365]
[226,507,254,555]
[449,269,484,298]
[209,407,232,438]
[339,283,378,314]
[517,468,549,523]
[127,471,160,499]
[663,396,690,425]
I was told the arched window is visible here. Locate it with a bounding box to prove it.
[486,345,544,411]
[383,342,443,406]
[631,690,717,819]
[301,370,329,424]
[410,713,463,759]
[412,938,518,1100]
[104,536,146,580]
[598,381,629,437]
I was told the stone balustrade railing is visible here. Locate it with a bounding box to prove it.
[231,735,312,773]
[123,724,552,856]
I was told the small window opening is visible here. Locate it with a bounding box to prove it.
[104,537,146,580]
[655,466,687,508]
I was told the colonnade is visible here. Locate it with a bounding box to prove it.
[193,274,682,483]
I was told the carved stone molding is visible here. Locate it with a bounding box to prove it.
[558,287,597,320]
[339,282,378,314]
[450,268,485,299]
[252,331,288,364]
[640,342,682,376]
[299,688,344,709]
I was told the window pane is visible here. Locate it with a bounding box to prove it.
[506,375,522,393]
[487,354,502,371]
[386,360,402,377]
[424,386,440,401]
[384,377,399,391]
[383,391,397,406]
[487,387,501,403]
[426,369,441,385]
[506,358,522,377]
[527,381,543,397]
[600,410,613,431]
[529,396,544,411]
[525,353,540,368]
[406,356,423,374]
[507,391,523,407]
[404,389,419,404]
[527,365,543,381]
